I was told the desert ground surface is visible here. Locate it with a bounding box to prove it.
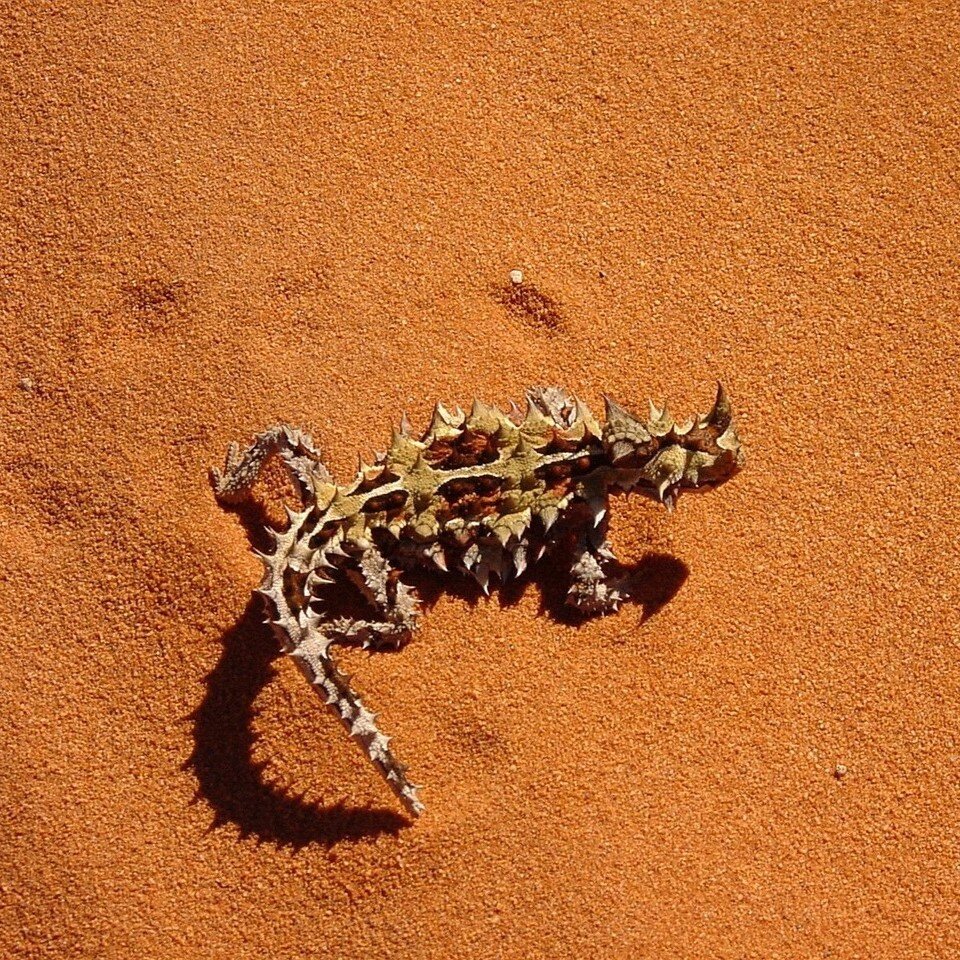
[2,2,959,957]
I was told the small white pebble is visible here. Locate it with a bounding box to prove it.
[18,377,35,393]
[834,763,847,779]
[509,269,524,285]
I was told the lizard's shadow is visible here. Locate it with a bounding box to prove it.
[408,550,689,628]
[188,499,688,847]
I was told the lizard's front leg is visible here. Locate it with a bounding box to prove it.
[344,542,421,651]
[564,499,625,615]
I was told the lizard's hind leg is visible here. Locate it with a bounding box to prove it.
[320,542,421,651]
[565,516,626,615]
[211,425,331,505]
[297,544,423,814]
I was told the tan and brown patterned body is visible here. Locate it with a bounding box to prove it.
[212,386,743,816]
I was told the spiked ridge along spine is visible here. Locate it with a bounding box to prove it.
[211,384,743,817]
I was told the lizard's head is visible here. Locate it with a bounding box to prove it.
[602,383,744,509]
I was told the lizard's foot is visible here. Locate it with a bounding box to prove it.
[320,617,413,651]
[565,550,623,615]
[566,580,623,615]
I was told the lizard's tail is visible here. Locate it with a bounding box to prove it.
[289,628,424,818]
[256,514,424,818]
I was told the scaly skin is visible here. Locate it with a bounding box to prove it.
[211,385,744,817]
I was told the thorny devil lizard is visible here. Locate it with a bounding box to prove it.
[211,385,744,817]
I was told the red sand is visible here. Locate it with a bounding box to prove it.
[2,3,959,957]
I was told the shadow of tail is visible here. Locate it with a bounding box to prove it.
[184,594,406,848]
